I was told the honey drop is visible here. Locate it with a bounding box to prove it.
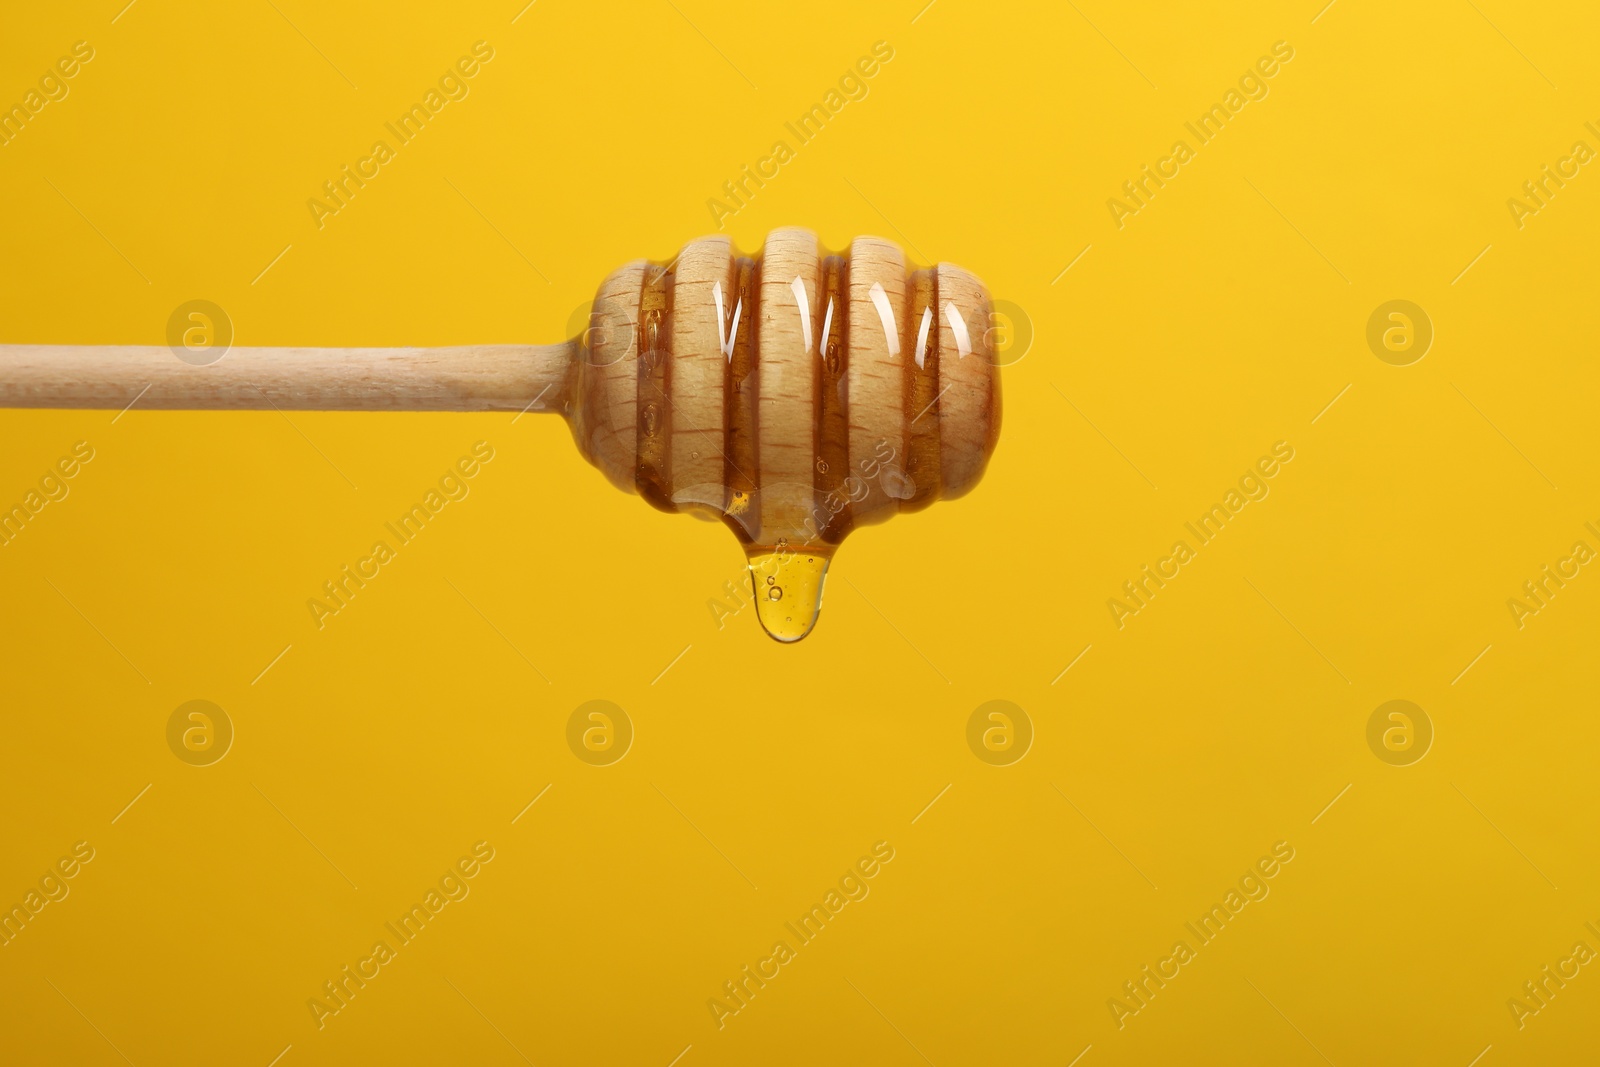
[746,548,830,643]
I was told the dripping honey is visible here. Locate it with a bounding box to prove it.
[745,544,832,643]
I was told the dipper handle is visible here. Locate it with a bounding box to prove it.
[0,342,577,412]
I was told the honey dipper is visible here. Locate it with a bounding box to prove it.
[0,228,1003,642]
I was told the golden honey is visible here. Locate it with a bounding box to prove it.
[746,547,832,643]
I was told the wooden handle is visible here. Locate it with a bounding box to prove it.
[0,342,577,412]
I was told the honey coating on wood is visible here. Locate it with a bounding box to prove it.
[566,228,1001,642]
[903,266,941,514]
[724,256,760,539]
[815,254,851,544]
[634,265,673,511]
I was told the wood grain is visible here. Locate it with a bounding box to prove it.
[0,342,577,412]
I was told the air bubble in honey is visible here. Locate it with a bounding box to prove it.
[746,548,829,643]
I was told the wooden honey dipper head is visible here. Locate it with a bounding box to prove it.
[561,227,1003,641]
[0,228,1001,643]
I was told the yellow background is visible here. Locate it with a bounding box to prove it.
[3,1,1598,1064]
